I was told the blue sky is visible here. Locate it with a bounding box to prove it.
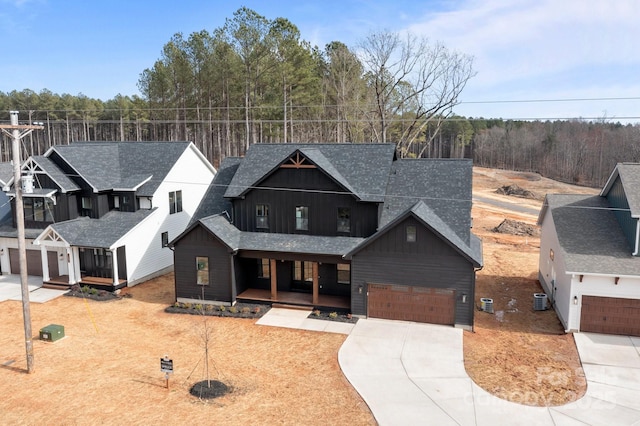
[1,0,639,122]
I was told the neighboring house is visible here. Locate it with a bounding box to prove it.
[171,143,483,329]
[0,141,216,289]
[0,162,14,226]
[538,163,640,336]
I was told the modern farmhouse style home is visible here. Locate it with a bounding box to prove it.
[171,143,483,329]
[0,141,216,289]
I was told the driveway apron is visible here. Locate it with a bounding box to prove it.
[338,319,640,426]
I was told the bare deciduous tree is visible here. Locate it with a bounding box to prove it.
[357,30,475,156]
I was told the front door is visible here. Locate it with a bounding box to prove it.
[291,260,313,292]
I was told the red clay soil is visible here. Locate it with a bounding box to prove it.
[0,167,599,424]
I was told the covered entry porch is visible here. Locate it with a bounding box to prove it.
[235,253,352,311]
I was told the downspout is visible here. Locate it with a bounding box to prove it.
[633,219,639,256]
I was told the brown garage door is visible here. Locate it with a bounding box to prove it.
[9,249,59,277]
[580,296,640,337]
[368,284,455,325]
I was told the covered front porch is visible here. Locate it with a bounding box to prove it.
[237,288,350,310]
[235,255,352,311]
[43,274,127,291]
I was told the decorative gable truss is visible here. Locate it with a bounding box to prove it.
[280,151,317,169]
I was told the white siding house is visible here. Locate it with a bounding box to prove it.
[538,163,640,336]
[0,141,216,289]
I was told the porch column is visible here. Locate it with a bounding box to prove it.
[312,262,319,305]
[66,248,74,284]
[40,245,50,282]
[111,248,119,286]
[72,247,81,284]
[270,259,277,300]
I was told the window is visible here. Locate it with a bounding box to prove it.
[169,190,183,214]
[196,256,209,285]
[257,258,270,278]
[256,204,269,229]
[161,232,169,248]
[337,264,350,284]
[81,196,92,216]
[406,225,417,242]
[295,206,308,230]
[24,198,54,222]
[337,207,351,233]
[294,261,313,281]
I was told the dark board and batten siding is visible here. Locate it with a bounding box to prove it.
[232,168,378,238]
[606,177,636,252]
[350,216,476,326]
[173,225,233,303]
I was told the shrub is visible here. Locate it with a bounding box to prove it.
[240,306,251,314]
[183,303,192,309]
[251,306,261,314]
[218,305,226,312]
[329,312,338,319]
[229,306,238,314]
[89,288,99,295]
[312,309,321,316]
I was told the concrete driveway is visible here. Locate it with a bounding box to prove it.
[338,319,640,426]
[0,274,67,303]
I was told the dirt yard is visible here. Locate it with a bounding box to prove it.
[467,167,599,406]
[0,167,600,423]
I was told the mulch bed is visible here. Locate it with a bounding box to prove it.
[307,309,358,324]
[64,284,124,302]
[190,380,231,399]
[165,302,270,318]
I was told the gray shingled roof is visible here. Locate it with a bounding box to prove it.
[198,214,364,256]
[190,157,242,225]
[381,158,473,243]
[544,194,639,276]
[30,156,81,192]
[43,209,157,248]
[0,163,14,187]
[225,143,396,202]
[347,200,482,267]
[616,163,640,217]
[50,141,192,196]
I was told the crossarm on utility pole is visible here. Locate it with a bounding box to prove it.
[3,111,44,374]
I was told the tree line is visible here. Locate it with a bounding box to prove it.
[1,7,638,188]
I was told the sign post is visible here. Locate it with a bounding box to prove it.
[160,355,173,389]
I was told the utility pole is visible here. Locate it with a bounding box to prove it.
[0,111,43,374]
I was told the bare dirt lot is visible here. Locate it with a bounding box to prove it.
[0,167,600,424]
[467,167,598,406]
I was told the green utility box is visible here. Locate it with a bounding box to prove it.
[39,324,65,342]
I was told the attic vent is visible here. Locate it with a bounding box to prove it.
[281,151,316,169]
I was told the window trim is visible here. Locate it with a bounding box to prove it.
[337,263,350,285]
[293,260,313,282]
[337,207,351,233]
[196,256,209,285]
[169,190,183,214]
[256,203,269,229]
[295,206,309,231]
[406,225,417,243]
[257,258,270,278]
[24,197,54,222]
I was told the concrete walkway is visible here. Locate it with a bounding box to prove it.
[256,307,355,334]
[338,319,640,426]
[0,274,68,303]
